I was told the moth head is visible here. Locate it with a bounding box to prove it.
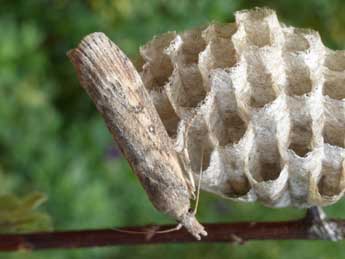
[179,209,207,240]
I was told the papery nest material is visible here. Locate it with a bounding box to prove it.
[139,7,345,208]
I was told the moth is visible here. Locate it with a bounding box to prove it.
[68,33,207,239]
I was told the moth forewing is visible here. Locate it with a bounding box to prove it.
[68,32,206,239]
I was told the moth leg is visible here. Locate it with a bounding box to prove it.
[176,121,196,198]
[191,145,204,215]
[112,224,183,240]
[305,206,342,241]
[177,154,196,199]
[185,168,196,199]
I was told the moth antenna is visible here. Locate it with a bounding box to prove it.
[153,223,183,233]
[112,223,183,236]
[193,145,204,216]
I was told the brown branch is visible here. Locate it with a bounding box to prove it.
[0,215,345,251]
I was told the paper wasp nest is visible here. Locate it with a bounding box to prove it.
[139,7,345,208]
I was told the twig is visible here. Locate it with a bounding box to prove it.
[0,214,345,251]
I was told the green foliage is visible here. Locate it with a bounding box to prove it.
[1,0,345,258]
[0,192,51,233]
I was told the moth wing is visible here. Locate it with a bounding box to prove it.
[68,32,192,217]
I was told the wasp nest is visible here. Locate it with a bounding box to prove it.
[139,7,345,208]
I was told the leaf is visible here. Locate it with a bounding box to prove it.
[20,192,48,211]
[0,192,52,233]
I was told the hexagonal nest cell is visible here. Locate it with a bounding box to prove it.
[138,7,345,208]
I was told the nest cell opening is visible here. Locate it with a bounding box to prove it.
[201,23,238,70]
[242,14,273,47]
[180,29,207,65]
[170,67,206,108]
[150,61,173,90]
[218,112,246,146]
[142,60,173,90]
[283,31,310,52]
[259,160,282,181]
[207,40,237,69]
[186,121,213,174]
[322,121,345,148]
[318,163,344,197]
[248,74,276,108]
[323,77,345,100]
[324,51,345,72]
[192,138,213,174]
[208,95,247,146]
[204,78,248,146]
[224,176,251,197]
[249,143,282,182]
[155,96,180,138]
[288,121,313,157]
[284,57,313,96]
[243,53,277,108]
[140,36,175,91]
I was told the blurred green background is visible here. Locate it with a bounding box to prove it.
[1,0,345,258]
